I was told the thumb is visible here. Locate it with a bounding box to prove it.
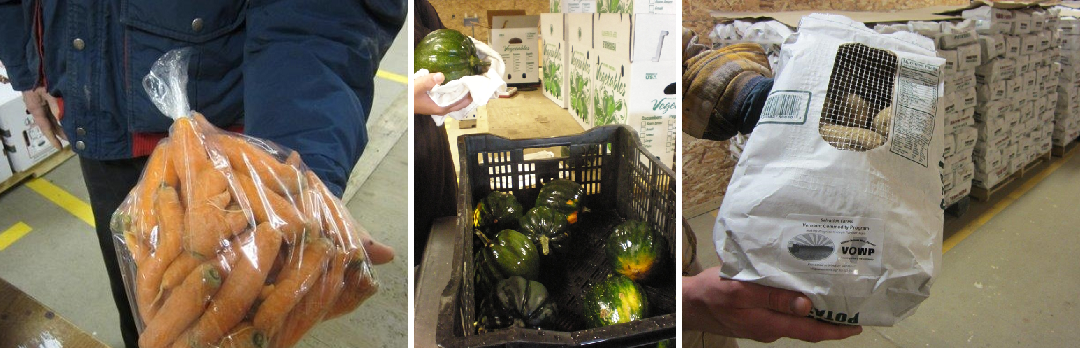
[415,72,445,92]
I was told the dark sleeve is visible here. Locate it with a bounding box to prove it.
[414,0,446,46]
[0,0,36,91]
[242,0,406,197]
[701,77,773,141]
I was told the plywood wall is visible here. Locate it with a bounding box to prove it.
[683,0,969,45]
[428,0,549,42]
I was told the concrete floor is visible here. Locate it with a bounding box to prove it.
[0,28,408,348]
[685,149,1080,347]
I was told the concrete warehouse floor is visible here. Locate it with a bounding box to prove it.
[0,28,409,348]
[685,148,1080,347]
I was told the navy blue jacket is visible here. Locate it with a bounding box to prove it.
[0,0,406,195]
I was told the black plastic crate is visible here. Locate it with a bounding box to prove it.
[437,125,676,347]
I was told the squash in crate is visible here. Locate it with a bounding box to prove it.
[535,179,584,224]
[518,206,570,255]
[606,220,666,281]
[583,274,649,328]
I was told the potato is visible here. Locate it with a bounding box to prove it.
[872,106,894,137]
[820,123,886,151]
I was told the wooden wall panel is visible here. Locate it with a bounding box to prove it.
[428,0,549,42]
[683,0,969,44]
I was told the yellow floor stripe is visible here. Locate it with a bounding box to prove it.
[25,178,95,227]
[0,222,32,250]
[376,70,408,85]
[943,151,1076,253]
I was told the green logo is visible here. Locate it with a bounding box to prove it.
[578,28,582,40]
[550,25,554,35]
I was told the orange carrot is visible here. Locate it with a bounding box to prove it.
[324,259,378,320]
[186,223,283,347]
[183,202,229,259]
[253,238,333,333]
[285,151,301,168]
[274,252,349,348]
[259,284,276,301]
[161,253,201,294]
[193,168,229,202]
[170,116,212,203]
[218,323,268,348]
[226,210,250,235]
[233,173,306,242]
[136,185,185,320]
[217,135,302,196]
[303,172,357,252]
[139,263,223,348]
[133,141,178,241]
[124,231,149,266]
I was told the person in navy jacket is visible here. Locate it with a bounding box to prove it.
[0,1,405,346]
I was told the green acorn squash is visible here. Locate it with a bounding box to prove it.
[494,276,557,328]
[473,191,524,232]
[488,229,540,280]
[535,179,584,224]
[415,29,490,82]
[606,220,666,281]
[583,274,649,328]
[518,206,570,255]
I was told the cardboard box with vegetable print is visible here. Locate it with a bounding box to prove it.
[550,0,597,13]
[541,14,570,108]
[567,13,595,130]
[490,15,540,85]
[592,13,679,168]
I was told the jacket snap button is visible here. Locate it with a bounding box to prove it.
[192,18,204,32]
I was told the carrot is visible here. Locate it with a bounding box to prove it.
[285,151,301,168]
[303,172,357,252]
[217,135,302,196]
[136,185,186,320]
[260,285,276,301]
[124,231,149,266]
[170,116,212,203]
[226,210,250,235]
[218,323,268,348]
[253,238,333,333]
[193,168,229,202]
[186,223,283,347]
[324,259,378,320]
[233,173,306,242]
[133,141,178,241]
[161,253,201,293]
[274,252,349,348]
[184,202,229,258]
[139,263,223,348]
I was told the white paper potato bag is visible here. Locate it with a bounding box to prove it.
[714,14,946,327]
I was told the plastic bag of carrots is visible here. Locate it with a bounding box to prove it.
[110,49,378,348]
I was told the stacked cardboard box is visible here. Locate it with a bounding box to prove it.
[894,19,980,206]
[962,6,1059,190]
[1055,17,1080,147]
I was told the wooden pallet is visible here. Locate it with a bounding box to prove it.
[945,195,971,218]
[0,148,74,196]
[1021,151,1052,177]
[1051,138,1079,157]
[970,172,1017,202]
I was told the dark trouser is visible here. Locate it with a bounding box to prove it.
[413,115,458,265]
[80,156,146,348]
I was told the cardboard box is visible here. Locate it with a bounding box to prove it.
[979,35,1006,62]
[0,93,61,172]
[0,150,11,183]
[552,0,597,13]
[939,49,958,74]
[566,14,594,129]
[541,14,570,108]
[592,13,678,167]
[490,15,541,85]
[975,57,1015,83]
[1005,35,1021,58]
[957,43,982,71]
[976,80,1006,101]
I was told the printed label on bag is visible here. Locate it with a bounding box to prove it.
[759,90,811,125]
[890,58,940,167]
[778,214,885,276]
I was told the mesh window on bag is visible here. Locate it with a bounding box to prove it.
[819,43,899,151]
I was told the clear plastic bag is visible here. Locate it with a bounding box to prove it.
[111,48,377,348]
